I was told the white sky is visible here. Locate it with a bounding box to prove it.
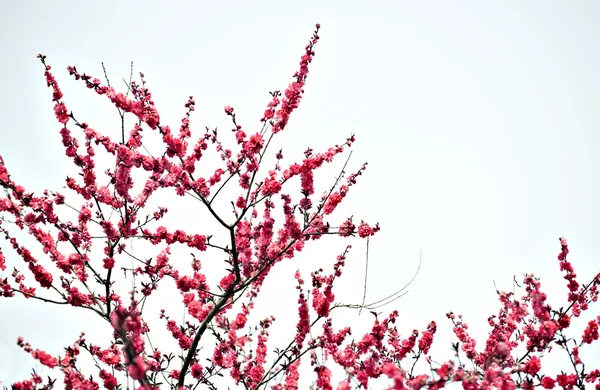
[1,1,599,388]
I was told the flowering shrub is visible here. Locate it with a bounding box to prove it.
[1,24,599,389]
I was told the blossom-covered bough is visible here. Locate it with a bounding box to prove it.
[1,24,599,390]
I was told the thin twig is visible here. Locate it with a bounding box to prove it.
[359,236,370,315]
[337,249,422,311]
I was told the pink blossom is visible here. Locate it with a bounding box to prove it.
[128,356,147,380]
[357,221,380,238]
[32,349,59,368]
[523,355,542,375]
[541,376,556,389]
[191,363,203,379]
[418,321,437,354]
[582,317,599,344]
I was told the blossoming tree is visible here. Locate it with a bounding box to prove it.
[1,24,599,390]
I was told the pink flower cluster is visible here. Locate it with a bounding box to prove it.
[110,305,148,382]
[262,24,320,134]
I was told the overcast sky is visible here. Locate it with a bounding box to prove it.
[1,1,599,388]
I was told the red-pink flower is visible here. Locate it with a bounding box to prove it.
[128,356,147,380]
[357,221,380,238]
[523,355,542,375]
[541,376,556,389]
[53,102,69,124]
[583,317,599,344]
[382,363,407,390]
[418,321,437,354]
[556,373,578,388]
[32,349,59,368]
[191,363,203,379]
